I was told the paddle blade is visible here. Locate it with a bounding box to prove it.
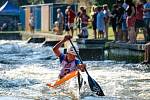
[88,75,105,96]
[78,72,83,91]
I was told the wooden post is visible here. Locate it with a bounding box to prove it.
[41,5,49,32]
[143,42,150,64]
[25,7,31,32]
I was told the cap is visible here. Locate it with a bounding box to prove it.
[103,4,108,7]
[57,8,61,12]
[67,6,71,9]
[67,45,79,55]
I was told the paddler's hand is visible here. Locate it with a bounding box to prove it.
[63,35,72,42]
[78,64,86,72]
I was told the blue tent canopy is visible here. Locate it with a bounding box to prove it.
[0,1,20,15]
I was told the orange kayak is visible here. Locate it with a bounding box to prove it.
[47,70,78,88]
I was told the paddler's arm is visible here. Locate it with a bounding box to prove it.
[77,64,86,72]
[53,35,72,57]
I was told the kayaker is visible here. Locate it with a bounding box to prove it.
[53,35,86,79]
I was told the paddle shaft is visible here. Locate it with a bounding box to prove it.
[69,40,89,74]
[69,39,105,96]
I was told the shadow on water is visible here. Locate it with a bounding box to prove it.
[105,48,144,63]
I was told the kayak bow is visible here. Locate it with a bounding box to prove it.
[47,70,78,88]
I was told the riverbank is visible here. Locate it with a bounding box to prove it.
[0,31,146,63]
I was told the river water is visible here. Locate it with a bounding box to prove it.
[0,40,150,100]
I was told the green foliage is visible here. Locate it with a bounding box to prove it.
[18,0,29,6]
[0,0,56,6]
[94,0,116,10]
[0,0,19,6]
[28,0,44,4]
[18,0,56,5]
[43,0,56,3]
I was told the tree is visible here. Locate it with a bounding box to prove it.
[18,0,30,6]
[18,0,44,6]
[94,0,116,10]
[0,0,19,6]
[44,0,56,3]
[27,0,43,4]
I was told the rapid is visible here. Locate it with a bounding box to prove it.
[0,40,149,100]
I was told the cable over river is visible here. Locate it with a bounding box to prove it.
[0,40,149,100]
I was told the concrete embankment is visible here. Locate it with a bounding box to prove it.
[0,31,146,63]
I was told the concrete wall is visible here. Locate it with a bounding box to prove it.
[0,32,22,40]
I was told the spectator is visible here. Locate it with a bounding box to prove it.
[57,8,64,35]
[29,14,35,34]
[126,0,136,44]
[97,6,106,39]
[78,9,89,38]
[143,0,150,43]
[103,4,111,40]
[53,21,59,35]
[116,0,125,42]
[111,4,118,41]
[142,42,150,64]
[91,6,98,39]
[64,8,70,34]
[122,2,128,42]
[76,6,85,35]
[67,6,76,37]
[135,0,144,37]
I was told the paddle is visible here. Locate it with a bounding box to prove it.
[69,39,105,96]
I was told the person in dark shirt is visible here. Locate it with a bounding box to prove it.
[92,6,98,39]
[64,8,70,34]
[111,4,118,41]
[116,0,125,42]
[143,0,150,43]
[76,6,85,34]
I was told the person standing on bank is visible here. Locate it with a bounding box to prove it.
[103,4,111,40]
[67,6,76,37]
[64,8,70,35]
[57,8,64,35]
[97,6,106,39]
[135,0,144,36]
[122,2,128,42]
[143,0,150,43]
[111,4,118,42]
[116,0,125,42]
[126,0,136,44]
[29,14,35,34]
[92,6,98,39]
[78,9,90,38]
[53,35,86,79]
[76,6,85,35]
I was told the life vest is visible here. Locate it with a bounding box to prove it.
[59,58,78,77]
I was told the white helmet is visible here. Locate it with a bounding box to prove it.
[67,45,79,55]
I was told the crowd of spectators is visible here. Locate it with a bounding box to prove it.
[92,0,150,43]
[54,0,150,44]
[55,5,89,38]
